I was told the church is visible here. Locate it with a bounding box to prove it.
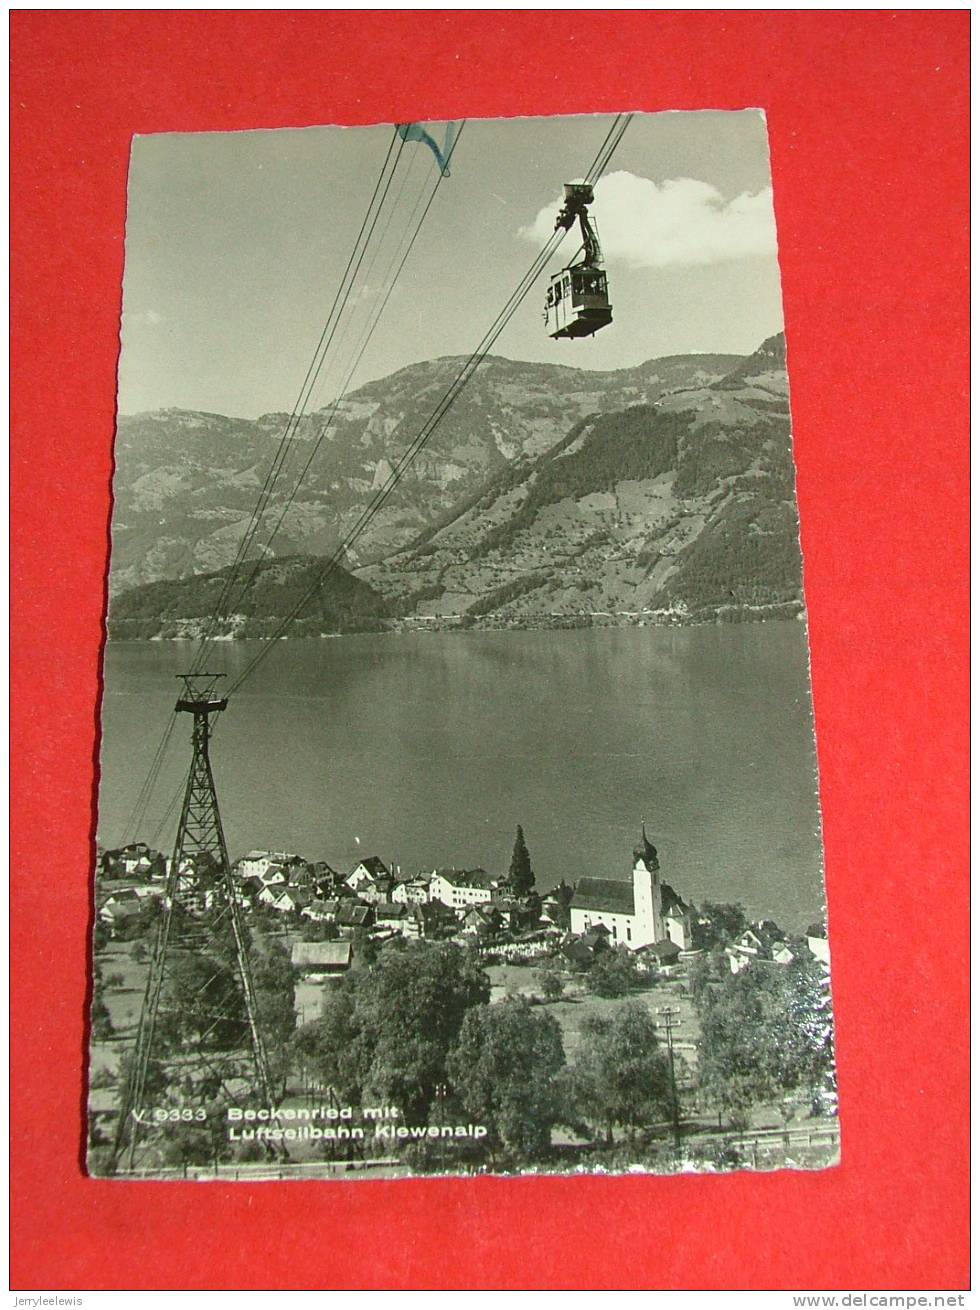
[569,829,693,952]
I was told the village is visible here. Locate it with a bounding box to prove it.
[96,827,831,987]
[91,826,836,1179]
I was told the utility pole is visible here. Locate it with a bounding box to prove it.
[107,674,278,1174]
[658,1005,682,1153]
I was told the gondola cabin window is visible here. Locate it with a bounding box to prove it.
[545,267,612,340]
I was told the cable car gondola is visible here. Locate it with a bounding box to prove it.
[544,183,613,340]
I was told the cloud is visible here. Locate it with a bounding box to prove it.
[520,171,777,268]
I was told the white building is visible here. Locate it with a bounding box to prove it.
[392,877,430,905]
[569,830,692,951]
[806,922,830,965]
[237,850,300,880]
[429,868,495,909]
[346,857,391,895]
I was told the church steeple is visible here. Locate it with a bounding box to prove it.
[633,822,659,872]
[631,824,663,946]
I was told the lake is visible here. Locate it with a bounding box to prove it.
[98,621,827,932]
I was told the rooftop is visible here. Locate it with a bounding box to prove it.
[351,856,390,878]
[376,901,410,919]
[571,877,635,916]
[432,868,495,890]
[660,882,690,918]
[291,941,352,969]
[648,939,681,960]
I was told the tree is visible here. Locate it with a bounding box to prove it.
[251,940,297,1098]
[687,949,728,1007]
[113,898,163,943]
[89,1065,117,1090]
[545,881,574,932]
[252,941,297,1045]
[447,997,565,1159]
[566,1003,673,1142]
[159,1098,233,1174]
[535,959,565,1003]
[696,956,835,1123]
[695,901,748,949]
[520,889,542,931]
[585,945,640,998]
[90,992,113,1041]
[131,940,148,964]
[301,919,338,942]
[295,941,490,1123]
[159,952,247,1050]
[246,937,296,1100]
[508,825,534,898]
[351,926,379,966]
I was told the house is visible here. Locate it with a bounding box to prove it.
[646,938,682,967]
[726,920,790,973]
[806,922,830,965]
[346,856,391,896]
[391,877,430,905]
[245,863,288,891]
[236,850,303,880]
[301,898,340,924]
[489,893,519,927]
[416,900,456,940]
[237,875,264,904]
[726,927,765,973]
[660,883,694,951]
[255,879,307,912]
[101,843,164,879]
[270,886,311,915]
[561,926,609,967]
[291,940,352,977]
[372,901,411,932]
[336,902,373,932]
[461,906,503,937]
[286,864,317,890]
[202,885,229,912]
[357,875,395,906]
[98,894,144,933]
[99,887,141,911]
[131,884,163,901]
[429,868,495,909]
[308,861,341,896]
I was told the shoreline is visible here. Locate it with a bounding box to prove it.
[106,602,806,643]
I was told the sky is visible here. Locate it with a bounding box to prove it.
[118,110,785,418]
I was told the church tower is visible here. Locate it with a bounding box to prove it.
[631,824,664,946]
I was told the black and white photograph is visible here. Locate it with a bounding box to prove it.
[89,110,838,1181]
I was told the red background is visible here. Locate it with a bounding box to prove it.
[10,11,970,1291]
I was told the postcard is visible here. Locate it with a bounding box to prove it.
[88,109,837,1179]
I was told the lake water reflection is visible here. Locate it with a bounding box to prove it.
[99,621,826,931]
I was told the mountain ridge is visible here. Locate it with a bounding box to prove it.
[107,334,803,634]
[108,350,744,594]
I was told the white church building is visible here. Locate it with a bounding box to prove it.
[569,830,693,952]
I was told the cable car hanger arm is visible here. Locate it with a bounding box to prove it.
[554,182,603,268]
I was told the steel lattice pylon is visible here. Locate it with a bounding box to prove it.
[106,674,279,1175]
